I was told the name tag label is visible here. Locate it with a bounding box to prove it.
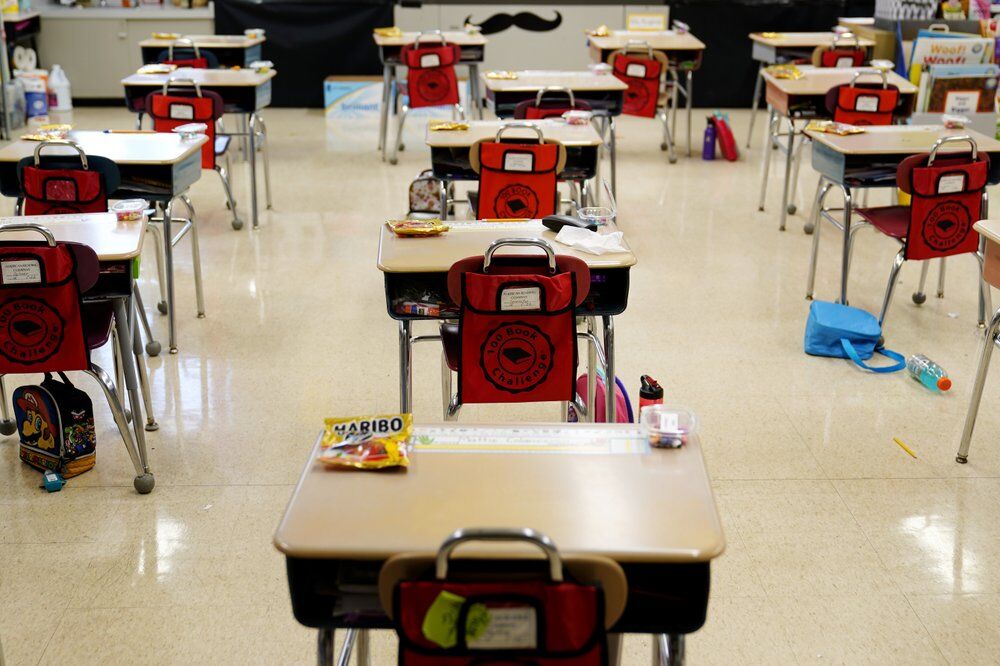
[500,286,542,311]
[169,104,194,120]
[938,174,966,194]
[854,95,880,112]
[626,63,647,78]
[467,607,537,649]
[420,53,441,68]
[835,56,855,68]
[503,152,534,172]
[2,259,42,284]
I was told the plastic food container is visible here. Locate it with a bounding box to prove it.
[578,206,614,226]
[250,60,274,74]
[942,114,969,129]
[563,109,593,125]
[172,123,207,141]
[640,404,697,449]
[588,63,611,76]
[111,199,149,222]
[244,28,265,39]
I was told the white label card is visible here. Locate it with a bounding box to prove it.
[854,95,880,112]
[626,12,667,31]
[500,286,541,311]
[467,607,537,650]
[938,174,966,194]
[503,152,534,172]
[835,56,855,68]
[420,53,440,68]
[169,104,194,120]
[944,90,981,114]
[1,259,41,284]
[626,63,647,78]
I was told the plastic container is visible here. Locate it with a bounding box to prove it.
[111,199,149,222]
[48,65,72,111]
[244,28,265,39]
[563,109,593,125]
[640,404,696,449]
[578,206,614,227]
[638,375,663,417]
[249,60,274,74]
[906,354,952,392]
[172,122,207,141]
[588,63,611,76]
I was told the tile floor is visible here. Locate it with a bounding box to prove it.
[1,105,999,665]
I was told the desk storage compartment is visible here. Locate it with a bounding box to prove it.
[984,237,1000,288]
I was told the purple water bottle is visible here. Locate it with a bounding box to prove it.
[702,119,716,160]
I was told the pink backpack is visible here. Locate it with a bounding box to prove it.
[569,374,634,423]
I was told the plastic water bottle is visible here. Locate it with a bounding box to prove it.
[48,65,72,112]
[906,354,952,392]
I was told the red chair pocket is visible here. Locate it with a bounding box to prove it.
[459,271,577,404]
[821,48,865,68]
[147,92,219,168]
[161,57,209,69]
[21,167,106,215]
[905,157,989,260]
[476,142,560,219]
[612,54,662,118]
[402,43,462,108]
[833,85,899,126]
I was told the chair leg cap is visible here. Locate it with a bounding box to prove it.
[231,218,244,231]
[157,301,168,315]
[912,292,927,305]
[145,421,159,432]
[956,456,968,464]
[134,473,155,494]
[787,204,797,215]
[0,420,16,436]
[145,341,162,357]
[803,223,815,234]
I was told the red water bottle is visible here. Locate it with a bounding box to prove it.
[639,375,663,418]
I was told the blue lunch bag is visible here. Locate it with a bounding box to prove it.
[804,301,906,373]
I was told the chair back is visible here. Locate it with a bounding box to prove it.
[825,69,899,126]
[608,42,667,118]
[447,239,588,405]
[17,141,120,216]
[380,528,626,665]
[897,135,990,261]
[514,87,592,120]
[0,223,99,375]
[401,31,462,109]
[470,123,566,220]
[144,78,224,169]
[155,38,220,69]
[814,32,866,68]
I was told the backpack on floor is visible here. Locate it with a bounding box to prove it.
[804,301,905,373]
[568,373,634,423]
[14,372,96,477]
[408,169,443,217]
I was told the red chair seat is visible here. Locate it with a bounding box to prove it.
[856,205,909,239]
[440,322,459,371]
[82,302,115,350]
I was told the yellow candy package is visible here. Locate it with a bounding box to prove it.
[318,414,412,470]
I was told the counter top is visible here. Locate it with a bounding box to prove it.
[38,3,213,20]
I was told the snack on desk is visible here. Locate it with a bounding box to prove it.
[20,124,71,141]
[760,31,783,39]
[484,71,518,80]
[429,121,470,131]
[319,414,412,470]
[765,63,803,80]
[587,24,611,36]
[110,199,149,222]
[387,219,449,237]
[152,32,181,40]
[374,26,403,38]
[805,120,865,135]
[137,64,177,75]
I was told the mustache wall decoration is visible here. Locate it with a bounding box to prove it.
[464,11,563,35]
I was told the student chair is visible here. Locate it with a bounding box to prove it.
[154,38,220,69]
[390,31,465,165]
[0,223,155,492]
[807,135,991,332]
[812,32,866,68]
[377,527,627,666]
[438,238,588,419]
[468,123,566,220]
[514,87,593,120]
[608,43,677,163]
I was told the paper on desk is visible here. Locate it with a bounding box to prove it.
[554,226,627,255]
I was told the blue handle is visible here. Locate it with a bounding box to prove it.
[841,339,906,373]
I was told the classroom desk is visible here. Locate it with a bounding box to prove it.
[374,30,488,161]
[759,66,917,232]
[958,218,1000,464]
[426,119,603,216]
[275,422,725,665]
[0,131,206,354]
[377,220,635,421]
[587,30,706,158]
[139,34,266,69]
[0,213,155,492]
[481,71,626,194]
[746,31,876,147]
[804,125,1000,305]
[122,67,276,230]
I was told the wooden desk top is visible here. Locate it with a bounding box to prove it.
[587,30,705,51]
[482,70,627,93]
[274,424,725,563]
[378,220,636,273]
[139,34,265,49]
[426,119,603,148]
[762,66,917,96]
[975,220,1000,245]
[0,213,145,261]
[749,31,875,48]
[373,30,487,47]
[0,131,206,166]
[121,67,276,88]
[805,125,1000,156]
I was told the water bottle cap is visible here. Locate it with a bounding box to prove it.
[937,377,952,391]
[640,374,663,399]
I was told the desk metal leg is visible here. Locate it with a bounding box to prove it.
[685,70,693,158]
[655,634,685,666]
[757,107,777,211]
[746,61,764,148]
[112,297,154,493]
[248,112,260,229]
[468,63,482,119]
[840,185,853,304]
[609,116,617,199]
[607,634,622,666]
[440,178,450,221]
[336,628,358,666]
[356,629,370,666]
[130,301,158,432]
[317,628,335,666]
[400,320,413,413]
[603,315,615,422]
[0,374,14,434]
[957,308,1000,463]
[587,317,597,423]
[379,63,392,156]
[778,117,795,231]
[161,201,178,354]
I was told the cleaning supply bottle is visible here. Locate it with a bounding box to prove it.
[906,354,952,392]
[639,375,664,418]
[702,119,716,160]
[48,64,72,111]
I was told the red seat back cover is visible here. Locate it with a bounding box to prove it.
[401,43,462,108]
[612,54,662,118]
[476,141,560,219]
[904,155,989,260]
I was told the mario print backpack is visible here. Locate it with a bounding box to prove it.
[13,372,96,478]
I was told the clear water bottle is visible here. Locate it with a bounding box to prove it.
[906,354,952,392]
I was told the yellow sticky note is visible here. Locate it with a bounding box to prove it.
[422,591,465,648]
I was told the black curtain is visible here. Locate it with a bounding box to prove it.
[215,0,392,107]
[669,0,876,107]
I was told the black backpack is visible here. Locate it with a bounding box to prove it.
[13,372,96,478]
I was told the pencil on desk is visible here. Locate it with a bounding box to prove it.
[893,437,917,459]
